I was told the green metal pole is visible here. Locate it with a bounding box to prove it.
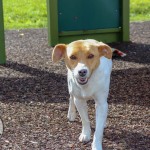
[0,0,6,64]
[122,0,130,41]
[46,0,59,46]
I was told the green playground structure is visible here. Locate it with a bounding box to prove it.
[0,0,129,64]
[47,0,129,46]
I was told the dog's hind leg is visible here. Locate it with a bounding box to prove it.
[67,95,76,121]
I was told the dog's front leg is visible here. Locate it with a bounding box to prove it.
[67,95,76,121]
[92,98,108,150]
[74,97,91,142]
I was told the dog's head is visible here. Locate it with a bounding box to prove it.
[52,39,112,85]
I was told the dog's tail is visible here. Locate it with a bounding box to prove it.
[112,48,127,57]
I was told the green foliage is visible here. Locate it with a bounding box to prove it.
[3,0,47,29]
[3,0,150,29]
[130,0,150,21]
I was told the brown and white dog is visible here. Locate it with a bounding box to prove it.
[52,39,112,150]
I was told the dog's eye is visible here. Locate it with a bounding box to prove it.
[87,54,94,59]
[70,55,77,60]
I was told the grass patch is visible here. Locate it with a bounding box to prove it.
[130,0,150,21]
[3,0,150,29]
[3,0,47,29]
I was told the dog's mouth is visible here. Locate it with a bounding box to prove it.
[77,77,88,85]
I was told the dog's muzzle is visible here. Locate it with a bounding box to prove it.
[77,69,88,85]
[72,63,90,85]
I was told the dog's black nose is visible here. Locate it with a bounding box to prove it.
[78,69,87,77]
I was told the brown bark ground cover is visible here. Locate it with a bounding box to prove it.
[0,22,150,150]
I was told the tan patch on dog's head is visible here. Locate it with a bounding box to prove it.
[98,42,112,59]
[52,40,112,72]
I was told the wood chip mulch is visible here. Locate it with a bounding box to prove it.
[0,21,150,150]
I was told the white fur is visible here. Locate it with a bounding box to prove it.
[67,56,112,150]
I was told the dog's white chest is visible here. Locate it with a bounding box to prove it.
[69,82,95,100]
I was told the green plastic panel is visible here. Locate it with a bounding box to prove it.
[58,0,121,32]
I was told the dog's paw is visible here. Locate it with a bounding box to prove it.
[79,132,91,142]
[92,142,102,150]
[67,111,76,122]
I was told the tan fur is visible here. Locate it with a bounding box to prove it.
[52,44,66,63]
[98,42,112,59]
[52,40,112,73]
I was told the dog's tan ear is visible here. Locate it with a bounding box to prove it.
[98,42,112,59]
[52,44,66,63]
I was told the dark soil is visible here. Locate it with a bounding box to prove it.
[0,21,150,150]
